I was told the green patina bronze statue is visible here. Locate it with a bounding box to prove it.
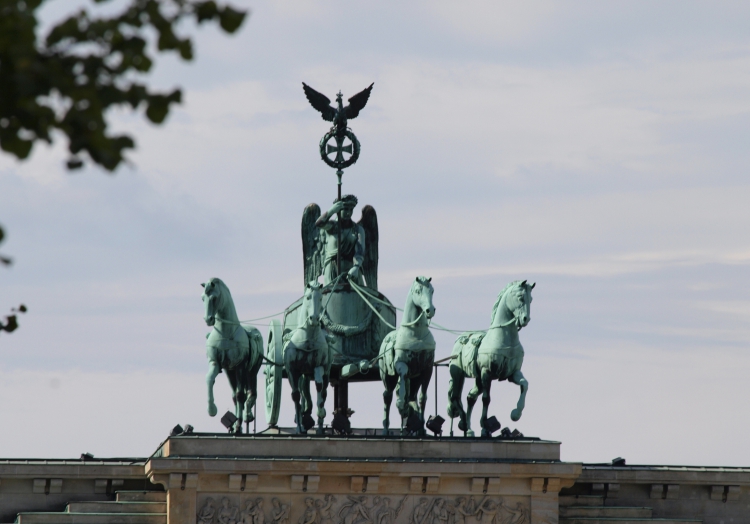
[197,81,538,437]
[201,278,263,433]
[302,82,373,173]
[377,276,436,435]
[282,281,332,434]
[447,280,534,437]
[301,195,378,289]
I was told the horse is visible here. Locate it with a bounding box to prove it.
[201,277,263,433]
[447,280,535,437]
[378,276,436,435]
[283,281,331,434]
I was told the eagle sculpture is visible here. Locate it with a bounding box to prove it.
[302,82,374,137]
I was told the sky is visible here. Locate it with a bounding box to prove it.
[1,1,750,465]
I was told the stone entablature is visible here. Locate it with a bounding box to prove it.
[561,464,750,524]
[2,439,750,524]
[0,459,148,522]
[146,435,579,524]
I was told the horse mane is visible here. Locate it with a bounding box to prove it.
[412,276,433,291]
[491,280,522,323]
[209,278,236,319]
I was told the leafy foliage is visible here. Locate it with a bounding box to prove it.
[0,0,247,171]
[0,225,10,266]
[1,303,26,334]
[0,223,24,335]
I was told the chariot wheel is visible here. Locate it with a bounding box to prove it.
[264,319,283,426]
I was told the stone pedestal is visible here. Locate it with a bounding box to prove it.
[146,435,581,524]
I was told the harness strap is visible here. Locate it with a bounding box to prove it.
[348,277,397,329]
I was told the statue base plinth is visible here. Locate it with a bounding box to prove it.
[146,433,581,524]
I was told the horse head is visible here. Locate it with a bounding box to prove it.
[201,277,226,326]
[303,281,323,326]
[411,276,436,319]
[505,280,535,328]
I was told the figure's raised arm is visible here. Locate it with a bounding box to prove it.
[316,200,345,228]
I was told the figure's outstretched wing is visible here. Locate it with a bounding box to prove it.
[358,204,378,291]
[345,83,374,120]
[302,203,323,287]
[302,83,336,121]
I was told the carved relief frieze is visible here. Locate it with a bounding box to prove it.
[196,495,529,524]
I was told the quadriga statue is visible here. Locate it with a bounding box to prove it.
[201,278,263,433]
[447,280,534,437]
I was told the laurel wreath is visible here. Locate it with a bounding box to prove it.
[319,129,361,170]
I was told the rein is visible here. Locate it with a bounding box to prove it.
[349,278,431,329]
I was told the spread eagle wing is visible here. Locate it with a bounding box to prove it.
[358,204,379,291]
[345,83,374,120]
[302,203,323,287]
[302,83,336,122]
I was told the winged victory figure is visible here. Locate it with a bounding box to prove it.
[302,83,374,138]
[302,196,379,291]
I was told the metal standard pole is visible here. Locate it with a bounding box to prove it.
[336,169,343,280]
[434,364,438,417]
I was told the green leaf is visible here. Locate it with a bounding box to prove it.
[195,1,219,23]
[1,315,18,333]
[218,6,246,33]
[145,90,181,124]
[66,157,84,169]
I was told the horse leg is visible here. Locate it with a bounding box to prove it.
[206,361,220,417]
[418,363,432,426]
[314,366,327,435]
[448,364,467,434]
[465,378,481,438]
[479,368,493,438]
[394,361,411,430]
[509,370,529,422]
[382,374,397,435]
[226,369,243,434]
[300,375,315,432]
[288,368,304,434]
[246,368,257,424]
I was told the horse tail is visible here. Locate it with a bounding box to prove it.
[447,340,465,419]
[247,327,264,372]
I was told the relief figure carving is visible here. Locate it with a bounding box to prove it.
[272,498,291,524]
[498,502,528,524]
[198,497,217,524]
[411,498,430,524]
[429,499,448,524]
[219,498,240,524]
[242,498,266,524]
[476,499,500,524]
[339,495,374,524]
[316,495,337,524]
[376,496,407,524]
[299,498,318,524]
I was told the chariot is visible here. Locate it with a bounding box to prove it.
[262,201,397,432]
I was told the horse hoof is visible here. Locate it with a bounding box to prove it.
[466,429,475,438]
[208,404,217,417]
[481,429,490,438]
[511,408,522,422]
